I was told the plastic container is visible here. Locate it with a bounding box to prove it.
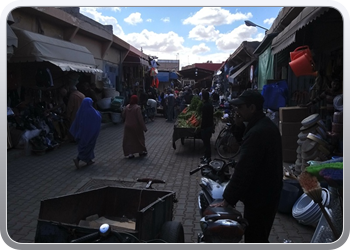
[290,46,312,61]
[292,188,330,225]
[278,182,301,214]
[111,112,122,124]
[97,98,112,110]
[289,53,317,77]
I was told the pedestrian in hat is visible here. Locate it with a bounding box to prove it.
[211,89,283,243]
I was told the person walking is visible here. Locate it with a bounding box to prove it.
[166,89,175,122]
[69,97,101,169]
[160,91,168,119]
[210,89,283,243]
[200,90,214,163]
[66,85,85,142]
[122,95,148,159]
[147,98,158,121]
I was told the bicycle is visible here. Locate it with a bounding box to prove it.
[215,107,242,159]
[142,105,156,123]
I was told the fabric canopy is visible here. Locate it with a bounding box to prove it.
[10,28,102,73]
[271,7,329,55]
[228,59,256,83]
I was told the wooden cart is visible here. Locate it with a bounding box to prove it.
[35,185,184,243]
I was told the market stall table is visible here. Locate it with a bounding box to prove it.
[172,122,202,150]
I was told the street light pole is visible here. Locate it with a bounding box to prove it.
[244,20,269,32]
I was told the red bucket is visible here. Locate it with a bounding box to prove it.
[290,46,312,61]
[289,53,317,77]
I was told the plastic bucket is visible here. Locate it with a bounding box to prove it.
[290,46,312,61]
[278,182,301,214]
[289,53,317,77]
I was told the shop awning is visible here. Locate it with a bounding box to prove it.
[123,55,150,67]
[10,28,102,73]
[7,24,18,48]
[271,7,329,55]
[7,24,18,60]
[228,59,256,83]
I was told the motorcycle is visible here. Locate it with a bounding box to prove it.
[190,158,248,243]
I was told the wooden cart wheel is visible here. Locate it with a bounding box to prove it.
[159,221,184,243]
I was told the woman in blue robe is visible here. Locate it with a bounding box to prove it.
[69,97,101,168]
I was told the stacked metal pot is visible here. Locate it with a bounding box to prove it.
[295,114,333,173]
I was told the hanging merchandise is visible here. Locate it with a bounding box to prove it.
[151,59,158,68]
[151,77,159,88]
[155,77,159,88]
[261,80,288,111]
[290,46,313,61]
[289,45,317,77]
[150,67,158,76]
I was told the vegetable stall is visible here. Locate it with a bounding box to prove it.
[172,95,223,150]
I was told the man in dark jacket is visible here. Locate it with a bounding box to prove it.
[211,89,283,243]
[200,90,214,163]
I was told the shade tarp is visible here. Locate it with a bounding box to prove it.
[258,46,274,90]
[271,7,329,55]
[10,28,102,73]
[228,59,256,83]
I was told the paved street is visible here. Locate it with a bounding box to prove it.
[6,115,315,246]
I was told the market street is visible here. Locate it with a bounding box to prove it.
[6,116,315,245]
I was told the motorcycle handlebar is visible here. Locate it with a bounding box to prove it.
[189,163,208,175]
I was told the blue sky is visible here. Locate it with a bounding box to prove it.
[79,7,282,68]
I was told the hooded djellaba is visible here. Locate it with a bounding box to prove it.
[122,95,148,159]
[69,97,101,168]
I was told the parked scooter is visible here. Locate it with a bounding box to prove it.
[190,158,248,243]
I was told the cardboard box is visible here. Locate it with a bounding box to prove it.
[279,122,302,136]
[279,106,309,122]
[281,135,298,150]
[283,148,297,163]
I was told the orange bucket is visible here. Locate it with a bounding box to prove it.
[290,46,312,61]
[289,53,317,77]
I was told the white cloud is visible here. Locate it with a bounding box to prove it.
[191,43,210,54]
[80,7,124,37]
[111,7,121,12]
[161,17,170,23]
[183,7,253,26]
[124,12,143,25]
[188,25,220,41]
[264,18,275,25]
[123,29,185,55]
[215,24,263,51]
[146,19,152,22]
